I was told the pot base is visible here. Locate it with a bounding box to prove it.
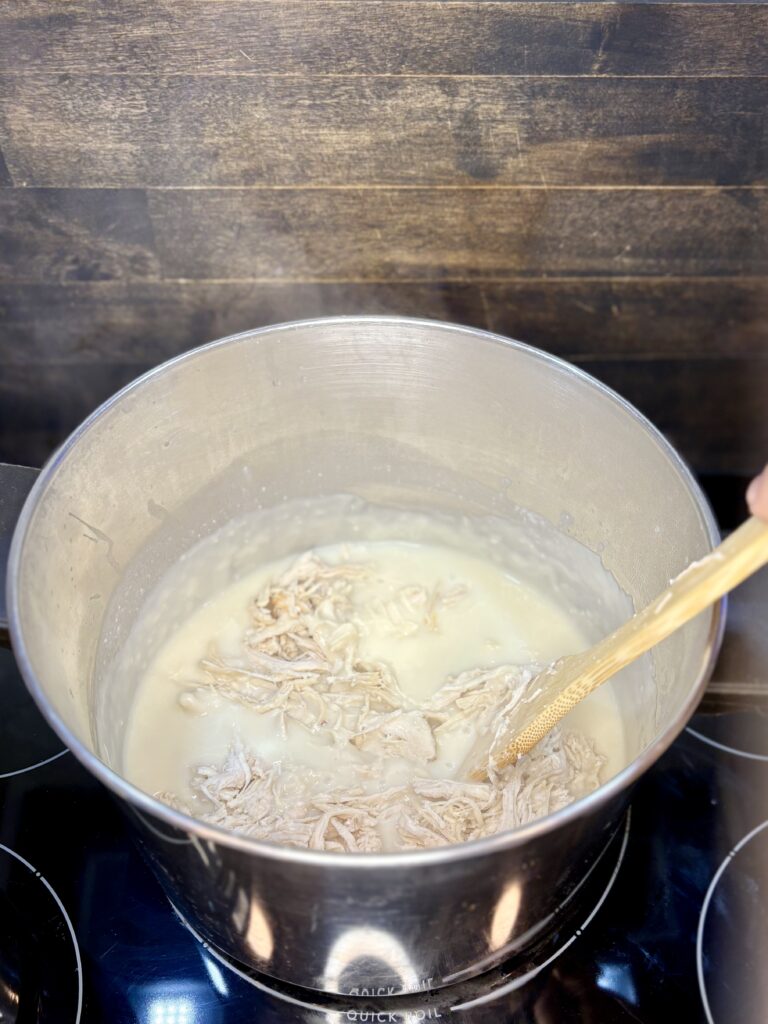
[172,810,630,1015]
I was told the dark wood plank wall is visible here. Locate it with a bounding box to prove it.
[1,1,767,473]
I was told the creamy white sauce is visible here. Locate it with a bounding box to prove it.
[123,540,625,820]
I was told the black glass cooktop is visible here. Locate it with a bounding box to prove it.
[1,634,766,1024]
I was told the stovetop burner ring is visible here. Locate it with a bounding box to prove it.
[697,818,768,1024]
[0,842,83,1024]
[0,749,69,782]
[687,726,768,763]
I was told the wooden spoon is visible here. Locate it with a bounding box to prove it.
[470,515,768,781]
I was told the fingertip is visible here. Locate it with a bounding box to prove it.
[747,476,760,509]
[747,465,768,520]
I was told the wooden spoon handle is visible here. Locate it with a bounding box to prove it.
[491,516,768,774]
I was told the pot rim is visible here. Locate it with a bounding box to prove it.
[6,315,725,869]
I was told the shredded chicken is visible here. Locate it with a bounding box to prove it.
[158,551,606,852]
[192,553,463,747]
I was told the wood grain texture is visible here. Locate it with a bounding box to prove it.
[0,3,766,77]
[1,75,766,188]
[0,1,766,482]
[3,355,767,474]
[2,279,768,366]
[0,190,158,282]
[2,187,766,283]
[588,358,768,475]
[147,187,768,281]
[0,361,142,464]
[0,147,10,187]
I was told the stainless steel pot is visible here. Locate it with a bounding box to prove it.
[0,317,722,995]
